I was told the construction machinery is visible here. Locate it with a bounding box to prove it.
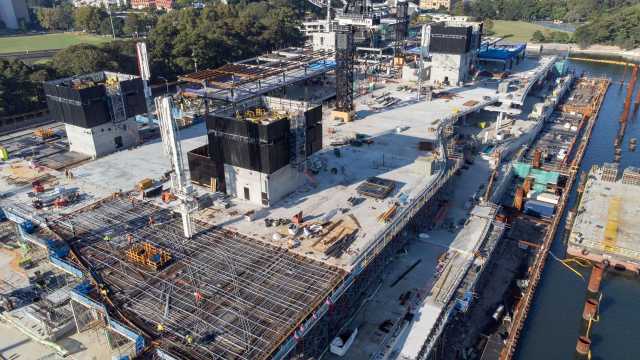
[155,96,197,238]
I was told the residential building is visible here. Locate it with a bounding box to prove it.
[130,0,173,10]
[419,0,457,11]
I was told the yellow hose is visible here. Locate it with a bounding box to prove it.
[550,252,585,280]
[563,257,592,268]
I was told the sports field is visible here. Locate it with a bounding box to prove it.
[0,33,113,54]
[490,20,570,43]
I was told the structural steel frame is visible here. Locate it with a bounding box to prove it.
[53,198,345,360]
[179,48,336,103]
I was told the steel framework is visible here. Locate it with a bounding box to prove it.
[394,0,409,58]
[53,198,345,360]
[335,26,355,113]
[179,48,335,103]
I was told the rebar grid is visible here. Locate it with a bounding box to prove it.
[54,198,346,360]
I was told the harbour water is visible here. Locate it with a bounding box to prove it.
[516,61,640,359]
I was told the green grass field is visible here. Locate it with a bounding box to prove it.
[490,20,569,43]
[0,32,114,54]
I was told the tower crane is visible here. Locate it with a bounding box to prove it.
[155,96,197,239]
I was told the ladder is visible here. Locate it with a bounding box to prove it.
[289,114,307,172]
[107,89,128,124]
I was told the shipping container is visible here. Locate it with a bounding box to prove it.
[524,199,555,218]
[535,192,560,205]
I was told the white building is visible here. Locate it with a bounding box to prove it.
[0,0,29,29]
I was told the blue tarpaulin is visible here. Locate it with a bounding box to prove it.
[479,44,526,61]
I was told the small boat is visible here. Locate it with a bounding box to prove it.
[330,328,358,356]
[630,138,637,151]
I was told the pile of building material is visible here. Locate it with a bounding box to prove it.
[312,215,360,256]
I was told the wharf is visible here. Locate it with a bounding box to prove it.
[499,76,610,360]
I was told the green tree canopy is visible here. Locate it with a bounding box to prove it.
[36,5,73,31]
[51,44,119,76]
[73,6,108,33]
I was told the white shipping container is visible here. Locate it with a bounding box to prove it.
[536,192,559,205]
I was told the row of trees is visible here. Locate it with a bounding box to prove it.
[467,0,640,48]
[573,4,640,49]
[148,0,304,77]
[36,5,157,37]
[468,0,639,22]
[0,60,53,116]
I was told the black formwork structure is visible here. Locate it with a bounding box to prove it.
[43,72,146,128]
[334,26,355,115]
[394,0,409,58]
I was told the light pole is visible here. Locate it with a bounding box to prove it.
[158,76,169,94]
[106,1,116,39]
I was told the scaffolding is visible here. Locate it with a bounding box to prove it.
[52,197,345,360]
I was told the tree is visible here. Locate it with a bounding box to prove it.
[0,59,51,116]
[549,31,570,43]
[36,5,73,30]
[484,18,494,35]
[469,0,497,18]
[531,30,546,42]
[73,6,107,33]
[147,0,303,78]
[574,4,640,49]
[123,13,140,35]
[51,44,118,76]
[453,0,465,16]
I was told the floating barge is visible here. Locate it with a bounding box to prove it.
[567,164,640,273]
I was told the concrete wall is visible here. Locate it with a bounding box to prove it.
[66,118,140,158]
[430,52,473,85]
[224,163,300,206]
[267,165,301,204]
[312,32,336,51]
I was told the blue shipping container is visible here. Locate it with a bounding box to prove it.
[20,220,35,234]
[524,199,555,218]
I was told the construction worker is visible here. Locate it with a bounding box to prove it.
[127,233,134,245]
[156,323,165,332]
[148,216,155,226]
[103,234,112,242]
[186,335,193,345]
[194,291,203,303]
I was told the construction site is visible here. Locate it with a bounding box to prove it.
[0,4,613,360]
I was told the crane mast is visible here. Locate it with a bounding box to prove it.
[155,96,196,239]
[136,42,154,125]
